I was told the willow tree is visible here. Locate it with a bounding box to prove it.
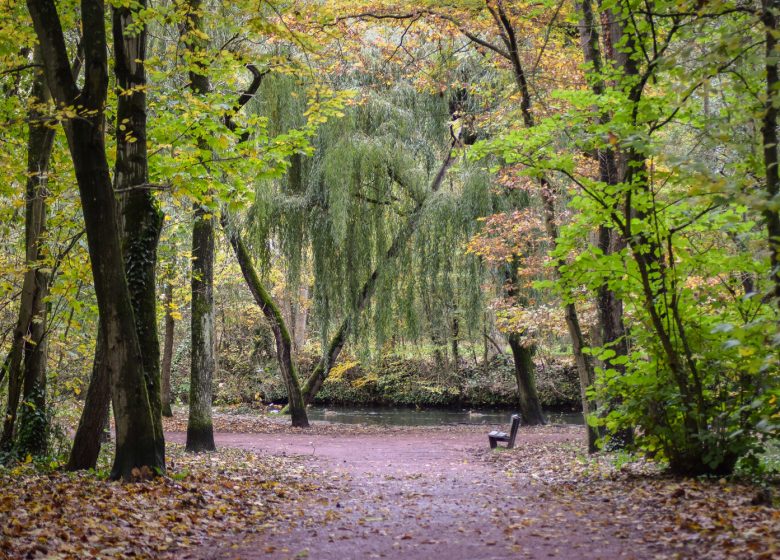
[245,62,500,405]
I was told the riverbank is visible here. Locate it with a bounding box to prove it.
[247,354,581,410]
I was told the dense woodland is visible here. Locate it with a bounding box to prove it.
[0,0,778,540]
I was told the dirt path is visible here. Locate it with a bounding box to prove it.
[168,427,659,560]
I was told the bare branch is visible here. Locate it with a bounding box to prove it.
[0,63,43,76]
[113,183,171,194]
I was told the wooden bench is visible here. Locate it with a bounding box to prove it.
[488,414,521,449]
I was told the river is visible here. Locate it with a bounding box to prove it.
[306,405,583,427]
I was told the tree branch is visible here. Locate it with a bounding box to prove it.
[0,63,43,76]
[113,183,171,194]
[25,0,79,104]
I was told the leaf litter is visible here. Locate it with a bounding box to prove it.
[479,439,780,559]
[2,414,778,559]
[0,444,316,559]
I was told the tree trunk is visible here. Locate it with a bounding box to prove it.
[27,0,163,481]
[222,213,309,427]
[113,1,165,462]
[187,206,217,450]
[180,0,217,451]
[66,328,111,471]
[17,272,50,458]
[161,281,175,417]
[564,303,599,452]
[507,334,545,425]
[762,0,780,307]
[502,256,546,425]
[0,47,54,453]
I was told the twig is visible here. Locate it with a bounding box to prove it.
[113,183,171,194]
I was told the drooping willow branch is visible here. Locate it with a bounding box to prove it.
[294,138,459,407]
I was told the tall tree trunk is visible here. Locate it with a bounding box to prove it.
[27,0,162,481]
[66,328,111,471]
[564,302,599,452]
[161,281,175,417]
[504,259,546,425]
[7,47,54,456]
[222,212,309,427]
[1,46,54,453]
[578,0,632,448]
[113,0,165,462]
[188,207,217,449]
[480,3,556,425]
[181,0,216,452]
[762,0,780,307]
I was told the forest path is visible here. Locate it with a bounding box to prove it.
[168,425,659,560]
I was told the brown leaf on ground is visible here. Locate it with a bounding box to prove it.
[0,444,317,559]
[478,439,780,560]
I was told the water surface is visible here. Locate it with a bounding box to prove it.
[306,405,583,427]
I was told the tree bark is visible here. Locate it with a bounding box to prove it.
[27,0,162,480]
[181,0,216,452]
[507,334,545,425]
[8,46,54,457]
[17,275,50,457]
[113,0,165,462]
[161,281,175,417]
[188,206,217,449]
[66,328,111,471]
[222,213,309,427]
[762,0,780,308]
